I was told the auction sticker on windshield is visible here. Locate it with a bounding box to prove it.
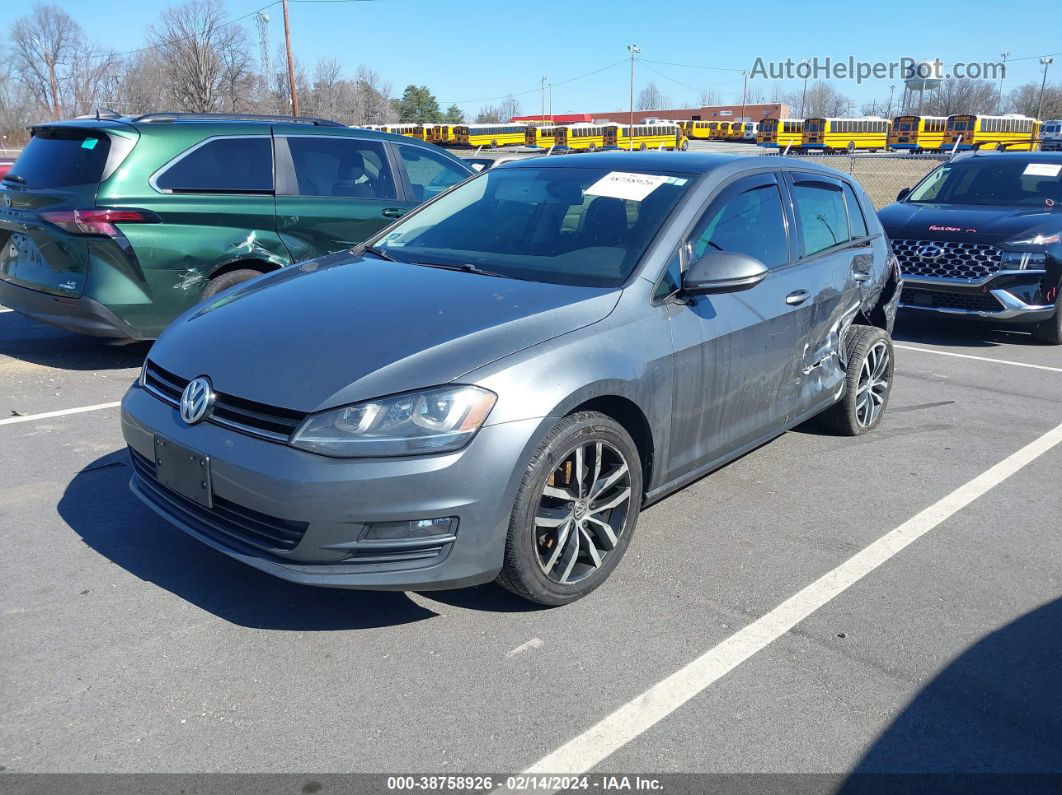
[585,172,685,202]
[1023,163,1061,177]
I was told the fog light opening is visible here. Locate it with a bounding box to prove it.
[362,517,457,541]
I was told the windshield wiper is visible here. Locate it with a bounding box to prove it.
[411,261,533,281]
[353,243,398,262]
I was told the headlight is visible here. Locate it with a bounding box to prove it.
[1000,251,1048,268]
[290,385,497,458]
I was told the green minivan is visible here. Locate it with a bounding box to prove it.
[0,113,474,340]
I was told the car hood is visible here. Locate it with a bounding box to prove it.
[150,254,621,413]
[877,202,1061,244]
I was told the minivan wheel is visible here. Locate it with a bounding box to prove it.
[201,268,265,299]
[1031,295,1062,345]
[818,325,894,436]
[497,412,643,606]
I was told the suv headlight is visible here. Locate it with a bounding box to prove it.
[290,385,497,458]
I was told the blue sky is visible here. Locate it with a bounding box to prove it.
[3,0,1059,113]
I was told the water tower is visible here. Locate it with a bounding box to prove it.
[903,60,943,115]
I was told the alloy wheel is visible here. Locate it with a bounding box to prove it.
[856,340,890,428]
[534,441,633,585]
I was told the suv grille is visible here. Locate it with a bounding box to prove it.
[143,360,307,442]
[130,448,309,551]
[891,239,1003,281]
[901,288,1004,313]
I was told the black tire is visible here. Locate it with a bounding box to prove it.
[638,143,647,151]
[496,412,643,606]
[679,139,689,151]
[201,268,264,299]
[1031,294,1062,345]
[588,143,597,152]
[817,325,895,436]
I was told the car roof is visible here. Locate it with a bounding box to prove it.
[956,150,1062,162]
[505,151,742,174]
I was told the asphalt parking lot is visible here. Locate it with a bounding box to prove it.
[1,305,1060,781]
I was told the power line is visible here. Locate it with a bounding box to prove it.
[640,57,744,74]
[441,59,627,106]
[110,0,280,58]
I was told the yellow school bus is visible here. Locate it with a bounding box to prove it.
[554,124,613,152]
[802,117,891,151]
[453,124,528,148]
[943,114,1042,151]
[757,118,804,149]
[605,122,688,151]
[378,123,424,140]
[525,125,561,149]
[888,115,946,151]
[684,120,717,140]
[428,124,456,145]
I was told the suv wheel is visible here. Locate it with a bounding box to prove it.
[201,268,265,299]
[818,325,894,435]
[1031,294,1062,345]
[497,412,642,606]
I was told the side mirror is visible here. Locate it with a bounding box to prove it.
[896,187,911,202]
[682,250,769,295]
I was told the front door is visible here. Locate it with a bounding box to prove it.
[666,171,806,481]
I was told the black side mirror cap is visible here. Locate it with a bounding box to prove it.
[682,250,769,295]
[896,187,911,202]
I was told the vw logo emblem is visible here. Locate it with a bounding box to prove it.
[917,243,945,260]
[179,376,214,425]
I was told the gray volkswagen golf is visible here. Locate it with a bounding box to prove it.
[120,152,901,605]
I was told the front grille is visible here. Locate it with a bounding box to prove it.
[143,360,307,442]
[891,239,1003,281]
[129,447,309,551]
[901,288,1004,313]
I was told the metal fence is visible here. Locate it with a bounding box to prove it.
[761,150,948,208]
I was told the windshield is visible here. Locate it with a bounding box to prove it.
[4,129,112,188]
[906,159,1062,207]
[373,165,694,287]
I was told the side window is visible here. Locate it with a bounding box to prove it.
[842,183,869,238]
[284,137,395,200]
[398,146,468,201]
[791,178,850,257]
[156,137,272,193]
[689,176,790,269]
[653,249,682,301]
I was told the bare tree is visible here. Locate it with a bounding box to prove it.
[919,79,997,117]
[353,65,394,125]
[499,94,521,121]
[799,81,852,117]
[475,104,503,123]
[698,88,721,106]
[114,52,170,115]
[636,81,670,110]
[149,0,253,113]
[1009,81,1062,119]
[11,3,117,119]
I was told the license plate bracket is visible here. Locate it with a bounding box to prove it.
[153,435,212,508]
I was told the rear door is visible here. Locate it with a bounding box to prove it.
[783,171,868,417]
[273,133,407,263]
[0,127,123,297]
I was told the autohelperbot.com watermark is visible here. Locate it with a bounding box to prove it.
[749,56,1005,83]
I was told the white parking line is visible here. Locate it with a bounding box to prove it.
[521,421,1062,779]
[0,401,122,427]
[895,344,1062,373]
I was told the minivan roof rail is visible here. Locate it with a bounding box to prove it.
[133,112,346,127]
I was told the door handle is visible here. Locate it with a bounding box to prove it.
[381,207,407,219]
[785,289,810,306]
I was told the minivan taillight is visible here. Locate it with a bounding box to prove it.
[39,208,160,237]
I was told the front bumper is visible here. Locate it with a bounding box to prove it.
[120,385,544,590]
[0,278,142,339]
[899,272,1057,324]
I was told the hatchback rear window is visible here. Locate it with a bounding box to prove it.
[5,129,112,188]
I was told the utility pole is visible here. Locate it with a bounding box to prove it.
[1037,57,1053,149]
[887,84,895,118]
[541,76,547,119]
[740,71,747,123]
[548,82,552,119]
[998,50,1010,114]
[281,0,299,117]
[627,44,639,150]
[799,58,810,119]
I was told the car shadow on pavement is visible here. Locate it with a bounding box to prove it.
[0,311,151,371]
[893,314,1043,349]
[839,597,1062,789]
[59,451,442,630]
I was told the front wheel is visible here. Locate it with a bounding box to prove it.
[497,412,643,606]
[818,325,894,435]
[201,268,264,299]
[1031,293,1062,345]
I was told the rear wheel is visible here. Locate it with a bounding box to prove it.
[497,412,642,606]
[201,268,265,299]
[818,325,894,436]
[1031,294,1062,345]
[638,143,647,151]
